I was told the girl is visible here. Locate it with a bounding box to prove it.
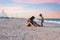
[26,16,40,27]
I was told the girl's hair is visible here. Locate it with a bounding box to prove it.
[30,16,35,20]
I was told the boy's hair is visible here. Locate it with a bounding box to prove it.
[39,14,42,16]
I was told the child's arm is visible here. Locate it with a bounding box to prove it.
[29,22,36,27]
[33,21,40,26]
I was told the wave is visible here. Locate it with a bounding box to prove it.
[44,20,60,24]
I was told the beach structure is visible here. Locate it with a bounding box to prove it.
[0,9,9,19]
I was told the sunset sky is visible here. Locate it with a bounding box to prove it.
[0,0,60,18]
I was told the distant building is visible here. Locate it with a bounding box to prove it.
[0,9,9,19]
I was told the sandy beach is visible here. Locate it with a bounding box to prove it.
[0,18,60,40]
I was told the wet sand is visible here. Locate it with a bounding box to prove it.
[0,18,60,40]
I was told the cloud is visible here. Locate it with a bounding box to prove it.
[13,0,60,4]
[0,5,24,17]
[0,5,23,12]
[0,5,60,18]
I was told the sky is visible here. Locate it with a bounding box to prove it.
[0,0,60,18]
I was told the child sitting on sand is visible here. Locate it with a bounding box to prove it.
[26,16,40,27]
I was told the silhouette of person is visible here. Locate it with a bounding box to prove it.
[26,16,40,27]
[39,14,44,27]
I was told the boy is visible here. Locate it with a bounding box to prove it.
[39,14,44,27]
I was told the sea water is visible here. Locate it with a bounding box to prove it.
[34,18,60,24]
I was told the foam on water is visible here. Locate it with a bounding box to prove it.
[44,20,60,24]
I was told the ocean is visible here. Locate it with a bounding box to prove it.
[34,18,60,24]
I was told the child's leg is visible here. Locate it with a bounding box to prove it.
[26,21,36,27]
[41,22,43,27]
[26,21,31,26]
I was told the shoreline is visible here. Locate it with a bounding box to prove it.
[0,18,60,27]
